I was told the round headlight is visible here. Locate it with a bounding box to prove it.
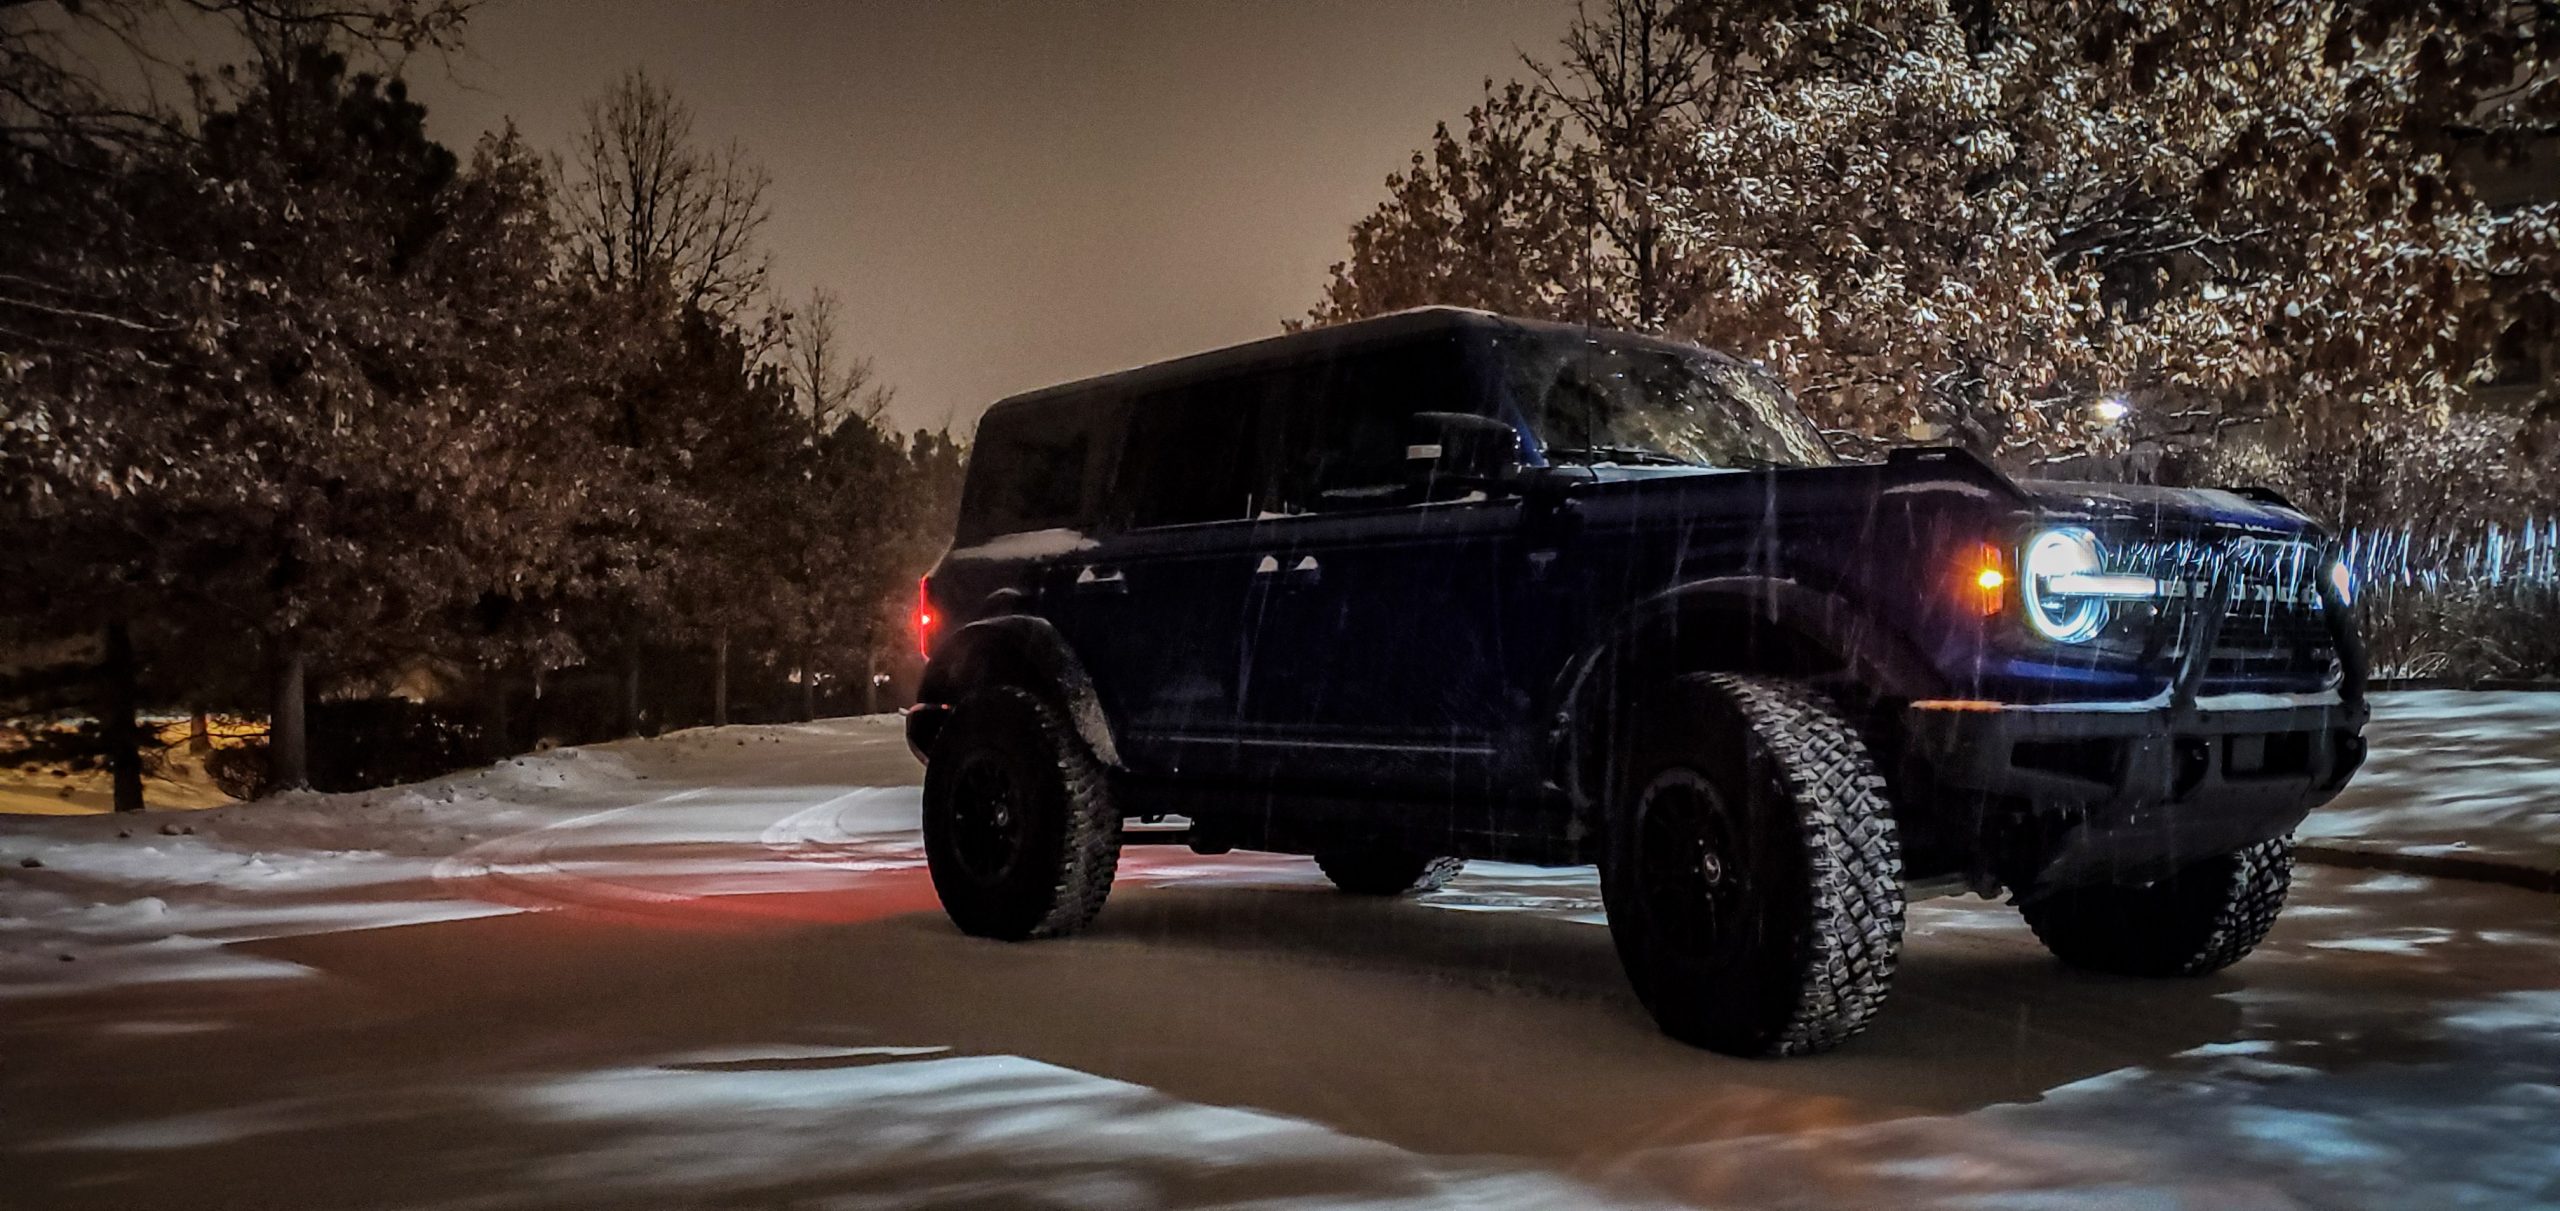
[2022,527,2109,643]
[2327,555,2355,607]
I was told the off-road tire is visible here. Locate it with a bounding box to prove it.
[1599,673,1904,1058]
[922,685,1120,940]
[2019,837,2293,977]
[1313,850,1466,896]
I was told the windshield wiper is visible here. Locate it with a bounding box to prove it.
[1546,445,1699,468]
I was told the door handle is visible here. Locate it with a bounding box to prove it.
[1253,554,1321,586]
[1074,565,1127,593]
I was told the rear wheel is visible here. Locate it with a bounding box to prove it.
[2019,838,2293,977]
[1313,849,1465,896]
[922,686,1120,940]
[1599,674,1904,1058]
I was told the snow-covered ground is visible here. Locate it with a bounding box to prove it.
[2302,690,2560,874]
[3,698,2558,1209]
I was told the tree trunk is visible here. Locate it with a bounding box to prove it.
[480,667,511,762]
[188,706,211,754]
[621,634,643,738]
[860,622,879,716]
[268,634,308,792]
[797,642,816,723]
[712,629,730,727]
[1635,222,1659,330]
[529,664,547,749]
[101,622,144,813]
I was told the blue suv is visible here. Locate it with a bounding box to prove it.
[907,307,2368,1057]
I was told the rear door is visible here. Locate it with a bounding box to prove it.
[1043,379,1276,777]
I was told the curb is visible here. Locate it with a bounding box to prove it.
[2366,678,2560,693]
[2295,842,2560,895]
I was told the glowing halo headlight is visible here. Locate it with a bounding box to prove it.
[2021,527,2110,643]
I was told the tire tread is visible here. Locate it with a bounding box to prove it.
[2020,837,2292,977]
[1706,674,1906,1056]
[925,685,1120,940]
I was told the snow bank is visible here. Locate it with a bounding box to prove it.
[0,716,911,996]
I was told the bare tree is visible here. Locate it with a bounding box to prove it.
[0,0,476,145]
[781,287,888,439]
[558,68,770,322]
[772,285,892,720]
[1526,0,1715,329]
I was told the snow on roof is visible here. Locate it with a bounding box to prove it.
[942,527,1098,563]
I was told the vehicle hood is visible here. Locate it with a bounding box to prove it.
[1555,461,2323,538]
[1571,463,1743,483]
[2015,478,2319,536]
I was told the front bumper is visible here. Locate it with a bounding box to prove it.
[1903,692,2369,894]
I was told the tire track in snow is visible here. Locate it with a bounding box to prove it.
[433,740,922,922]
[756,787,926,871]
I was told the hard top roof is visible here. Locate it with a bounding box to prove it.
[980,307,1733,420]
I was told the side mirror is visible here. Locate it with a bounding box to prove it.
[1405,411,1521,499]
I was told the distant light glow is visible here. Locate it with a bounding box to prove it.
[2093,396,2131,423]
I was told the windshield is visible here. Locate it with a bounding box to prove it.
[1493,334,1835,470]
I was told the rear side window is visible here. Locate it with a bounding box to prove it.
[959,403,1099,542]
[1114,381,1264,529]
[1272,336,1479,514]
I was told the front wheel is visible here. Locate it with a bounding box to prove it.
[2019,838,2293,977]
[922,686,1120,940]
[1599,674,1905,1058]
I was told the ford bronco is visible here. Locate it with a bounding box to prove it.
[906,307,2368,1057]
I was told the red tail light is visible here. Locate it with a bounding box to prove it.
[914,576,941,658]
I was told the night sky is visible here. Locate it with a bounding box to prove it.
[407,0,1573,435]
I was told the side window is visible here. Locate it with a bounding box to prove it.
[959,406,1095,541]
[1115,382,1263,529]
[1274,338,1476,514]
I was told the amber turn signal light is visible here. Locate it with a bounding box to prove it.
[1965,545,2008,616]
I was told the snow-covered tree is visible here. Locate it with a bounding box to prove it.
[1658,0,2560,476]
[1307,1,1709,330]
[4,2,939,790]
[1312,0,2560,523]
[141,45,583,786]
[1302,82,1597,326]
[1,2,525,796]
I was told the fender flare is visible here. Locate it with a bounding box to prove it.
[1550,575,1947,803]
[914,614,1123,768]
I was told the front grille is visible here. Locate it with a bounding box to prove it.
[2091,534,2340,688]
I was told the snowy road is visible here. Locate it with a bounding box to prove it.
[5,714,2560,1209]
